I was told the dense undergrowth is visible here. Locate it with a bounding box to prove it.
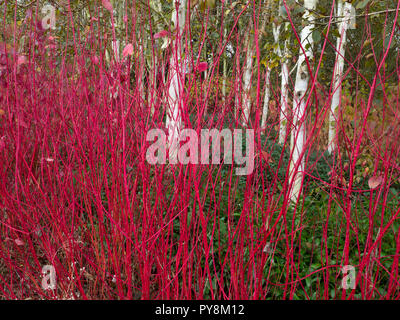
[0,1,400,300]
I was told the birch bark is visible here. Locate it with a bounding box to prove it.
[328,1,352,154]
[278,21,290,144]
[242,31,254,126]
[166,0,186,163]
[289,0,318,202]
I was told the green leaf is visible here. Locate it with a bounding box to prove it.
[356,0,370,10]
[331,28,340,39]
[312,30,321,43]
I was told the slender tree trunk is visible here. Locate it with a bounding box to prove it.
[242,1,269,127]
[242,26,254,126]
[328,0,352,154]
[166,0,186,163]
[260,0,273,129]
[138,32,146,101]
[278,21,290,144]
[260,0,289,141]
[261,17,278,129]
[203,26,208,104]
[148,0,163,116]
[110,0,125,63]
[289,0,318,202]
[261,65,271,129]
[222,0,229,101]
[235,33,241,123]
[116,0,125,51]
[222,31,228,100]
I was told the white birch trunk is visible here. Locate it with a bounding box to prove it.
[261,65,271,129]
[235,35,241,122]
[166,0,186,163]
[222,0,229,101]
[261,21,279,129]
[278,22,290,144]
[222,34,227,100]
[149,0,163,115]
[328,1,352,154]
[289,0,318,202]
[242,31,253,126]
[222,47,227,99]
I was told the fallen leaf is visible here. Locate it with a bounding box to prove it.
[196,62,208,72]
[154,30,169,39]
[260,150,273,163]
[15,238,24,246]
[92,55,100,65]
[0,109,4,116]
[263,242,272,254]
[368,176,383,189]
[17,55,27,66]
[122,43,134,58]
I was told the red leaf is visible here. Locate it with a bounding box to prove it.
[260,150,273,163]
[17,55,27,66]
[92,55,100,65]
[122,43,134,58]
[101,0,113,13]
[154,30,169,39]
[15,238,24,246]
[196,62,208,72]
[368,176,383,189]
